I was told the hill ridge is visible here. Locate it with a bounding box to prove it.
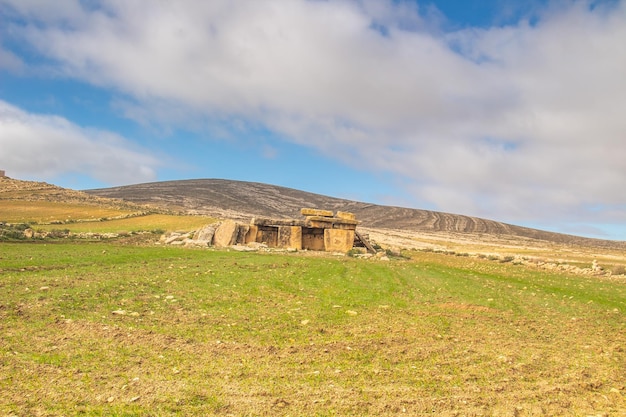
[85,178,625,249]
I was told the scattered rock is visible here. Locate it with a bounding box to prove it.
[230,244,258,252]
[164,233,187,244]
[193,223,219,242]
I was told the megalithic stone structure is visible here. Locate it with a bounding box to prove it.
[230,208,360,252]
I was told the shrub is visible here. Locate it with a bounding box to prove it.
[48,229,70,239]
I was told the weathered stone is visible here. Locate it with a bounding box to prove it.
[257,226,278,247]
[236,224,250,245]
[230,244,258,252]
[301,208,334,217]
[305,216,358,229]
[23,228,34,239]
[165,233,185,244]
[278,226,302,250]
[193,223,219,243]
[213,219,239,247]
[304,216,335,229]
[249,241,268,248]
[336,211,356,221]
[331,220,359,230]
[252,218,303,227]
[302,227,325,251]
[245,225,259,244]
[184,239,210,247]
[324,229,355,253]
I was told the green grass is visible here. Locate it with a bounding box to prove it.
[1,242,625,416]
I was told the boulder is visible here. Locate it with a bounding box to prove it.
[213,220,239,247]
[193,223,219,244]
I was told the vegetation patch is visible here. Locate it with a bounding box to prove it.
[1,242,624,416]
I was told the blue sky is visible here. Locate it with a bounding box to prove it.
[1,0,625,240]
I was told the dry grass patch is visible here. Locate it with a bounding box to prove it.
[0,200,136,224]
[34,214,216,234]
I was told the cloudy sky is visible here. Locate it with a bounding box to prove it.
[1,0,625,240]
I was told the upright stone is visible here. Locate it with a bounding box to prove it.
[213,220,239,247]
[245,225,259,244]
[278,226,302,250]
[324,229,355,253]
[236,224,250,244]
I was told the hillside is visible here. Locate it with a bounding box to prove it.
[85,178,625,249]
[0,176,148,212]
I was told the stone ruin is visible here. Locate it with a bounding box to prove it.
[0,170,5,178]
[247,208,359,252]
[164,208,374,253]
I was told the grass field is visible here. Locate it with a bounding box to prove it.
[0,196,216,239]
[1,241,624,416]
[0,201,138,224]
[34,214,216,234]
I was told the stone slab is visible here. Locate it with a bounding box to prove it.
[336,211,356,221]
[213,219,239,247]
[324,229,355,253]
[301,208,334,217]
[278,226,302,250]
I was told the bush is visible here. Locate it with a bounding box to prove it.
[0,229,27,240]
[13,223,31,231]
[47,229,70,239]
[0,223,31,241]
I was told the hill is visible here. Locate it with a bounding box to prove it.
[85,178,625,249]
[0,176,147,212]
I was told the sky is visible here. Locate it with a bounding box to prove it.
[1,0,625,241]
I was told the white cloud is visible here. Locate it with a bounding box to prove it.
[0,100,159,184]
[2,0,626,230]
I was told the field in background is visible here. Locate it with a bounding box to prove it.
[0,199,214,235]
[34,214,215,234]
[1,242,624,416]
[0,201,137,224]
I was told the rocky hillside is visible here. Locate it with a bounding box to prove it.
[85,179,625,249]
[0,176,154,213]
